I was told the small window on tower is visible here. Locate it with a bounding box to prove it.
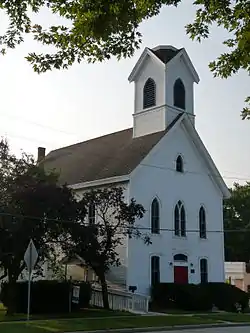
[176,155,184,173]
[143,78,156,109]
[174,78,185,110]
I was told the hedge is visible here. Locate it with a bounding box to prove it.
[151,283,212,311]
[151,282,249,312]
[0,280,92,314]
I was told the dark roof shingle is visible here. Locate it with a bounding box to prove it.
[43,114,182,185]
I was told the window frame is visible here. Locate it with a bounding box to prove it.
[151,255,160,286]
[143,78,156,109]
[174,201,186,237]
[199,206,207,239]
[151,198,160,234]
[88,202,95,225]
[200,258,208,283]
[173,78,186,110]
[176,155,184,173]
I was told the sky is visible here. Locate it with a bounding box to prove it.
[0,2,249,187]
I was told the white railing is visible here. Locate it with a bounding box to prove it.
[90,287,149,313]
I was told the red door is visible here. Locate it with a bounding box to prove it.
[174,266,188,284]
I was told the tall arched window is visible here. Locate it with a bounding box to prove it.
[88,203,95,225]
[173,78,185,110]
[199,206,207,239]
[143,78,156,109]
[176,155,184,172]
[174,201,186,237]
[200,258,208,283]
[151,198,160,234]
[151,256,160,285]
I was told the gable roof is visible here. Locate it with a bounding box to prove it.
[42,114,182,186]
[180,115,230,198]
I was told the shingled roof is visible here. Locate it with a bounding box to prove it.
[43,113,183,186]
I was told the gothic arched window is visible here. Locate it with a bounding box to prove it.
[143,78,156,109]
[151,198,160,234]
[174,201,186,237]
[174,78,185,110]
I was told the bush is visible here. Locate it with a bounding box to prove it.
[151,283,212,311]
[151,282,249,313]
[200,283,249,312]
[0,280,92,314]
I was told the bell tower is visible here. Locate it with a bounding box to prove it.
[128,45,200,138]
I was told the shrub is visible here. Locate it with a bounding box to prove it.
[151,282,250,313]
[0,280,92,314]
[200,283,249,312]
[151,283,212,311]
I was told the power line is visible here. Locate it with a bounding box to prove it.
[0,211,248,235]
[1,113,78,137]
[140,163,250,182]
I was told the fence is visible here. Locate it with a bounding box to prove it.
[90,287,149,313]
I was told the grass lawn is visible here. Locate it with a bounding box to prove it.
[0,307,132,322]
[0,315,220,332]
[197,313,250,323]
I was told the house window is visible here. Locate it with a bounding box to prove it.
[176,155,184,172]
[174,254,188,262]
[200,258,208,283]
[143,78,156,109]
[173,78,185,110]
[88,203,95,225]
[151,198,160,234]
[174,201,186,237]
[151,256,160,285]
[199,206,207,239]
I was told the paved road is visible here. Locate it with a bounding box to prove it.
[157,328,249,333]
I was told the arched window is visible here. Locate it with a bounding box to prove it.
[200,258,208,283]
[199,206,207,239]
[174,254,188,262]
[173,78,185,110]
[88,203,95,225]
[151,198,160,234]
[174,201,186,237]
[143,78,156,109]
[176,155,184,172]
[151,256,160,285]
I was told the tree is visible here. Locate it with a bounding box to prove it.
[224,182,250,262]
[0,139,78,314]
[0,1,249,117]
[62,187,149,309]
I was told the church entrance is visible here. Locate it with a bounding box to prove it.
[173,253,188,284]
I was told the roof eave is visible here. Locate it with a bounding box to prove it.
[128,47,165,82]
[166,48,200,84]
[182,116,230,198]
[69,174,130,190]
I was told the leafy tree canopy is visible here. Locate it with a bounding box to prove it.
[0,0,249,117]
[0,139,78,313]
[224,182,250,262]
[62,187,148,309]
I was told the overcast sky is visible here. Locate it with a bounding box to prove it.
[0,3,249,187]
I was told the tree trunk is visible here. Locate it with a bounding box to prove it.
[99,271,109,310]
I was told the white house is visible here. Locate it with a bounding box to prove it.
[41,45,230,296]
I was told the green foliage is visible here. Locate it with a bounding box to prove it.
[0,1,249,116]
[151,282,249,313]
[62,187,147,309]
[0,280,91,314]
[224,182,250,262]
[151,283,212,311]
[0,138,79,313]
[203,283,249,312]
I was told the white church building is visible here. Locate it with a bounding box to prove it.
[42,45,230,296]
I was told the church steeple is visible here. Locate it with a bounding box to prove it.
[128,45,199,138]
